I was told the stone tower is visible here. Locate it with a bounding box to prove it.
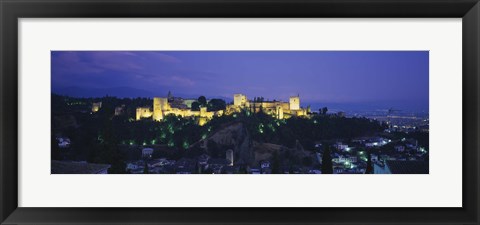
[275,106,284,119]
[153,97,169,121]
[289,96,300,110]
[233,94,247,107]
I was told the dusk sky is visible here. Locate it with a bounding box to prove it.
[51,51,429,112]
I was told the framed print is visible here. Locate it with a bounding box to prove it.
[1,0,479,224]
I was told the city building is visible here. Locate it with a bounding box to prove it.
[334,142,349,151]
[56,137,71,148]
[142,148,154,158]
[114,105,125,116]
[91,102,102,112]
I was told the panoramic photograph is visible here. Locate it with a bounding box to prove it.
[51,51,429,174]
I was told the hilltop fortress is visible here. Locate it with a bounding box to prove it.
[135,93,310,125]
[226,94,308,119]
[136,97,217,126]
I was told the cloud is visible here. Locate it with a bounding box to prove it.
[87,51,144,72]
[149,52,182,63]
[52,52,105,75]
[52,51,143,75]
[170,76,195,87]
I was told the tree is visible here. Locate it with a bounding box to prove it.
[195,162,201,174]
[321,107,328,115]
[191,101,200,111]
[271,151,281,174]
[51,135,61,160]
[207,140,221,158]
[365,150,374,174]
[97,120,126,174]
[207,99,226,111]
[302,156,313,167]
[143,160,149,174]
[198,96,207,106]
[321,145,333,174]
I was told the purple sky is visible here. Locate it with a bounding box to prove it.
[51,51,429,111]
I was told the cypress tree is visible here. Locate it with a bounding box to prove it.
[51,135,61,160]
[143,161,149,174]
[272,151,280,174]
[321,145,333,174]
[365,150,374,174]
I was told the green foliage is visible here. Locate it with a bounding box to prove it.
[207,98,226,111]
[198,96,207,106]
[97,120,126,174]
[241,113,384,150]
[191,101,200,111]
[52,94,389,174]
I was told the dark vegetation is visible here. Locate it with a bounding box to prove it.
[52,94,387,173]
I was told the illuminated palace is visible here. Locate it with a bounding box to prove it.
[135,93,309,125]
[136,97,219,126]
[226,94,309,119]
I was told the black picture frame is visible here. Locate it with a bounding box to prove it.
[1,0,479,224]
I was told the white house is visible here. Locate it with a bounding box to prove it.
[334,142,349,151]
[56,137,71,148]
[142,148,154,158]
[260,161,271,169]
